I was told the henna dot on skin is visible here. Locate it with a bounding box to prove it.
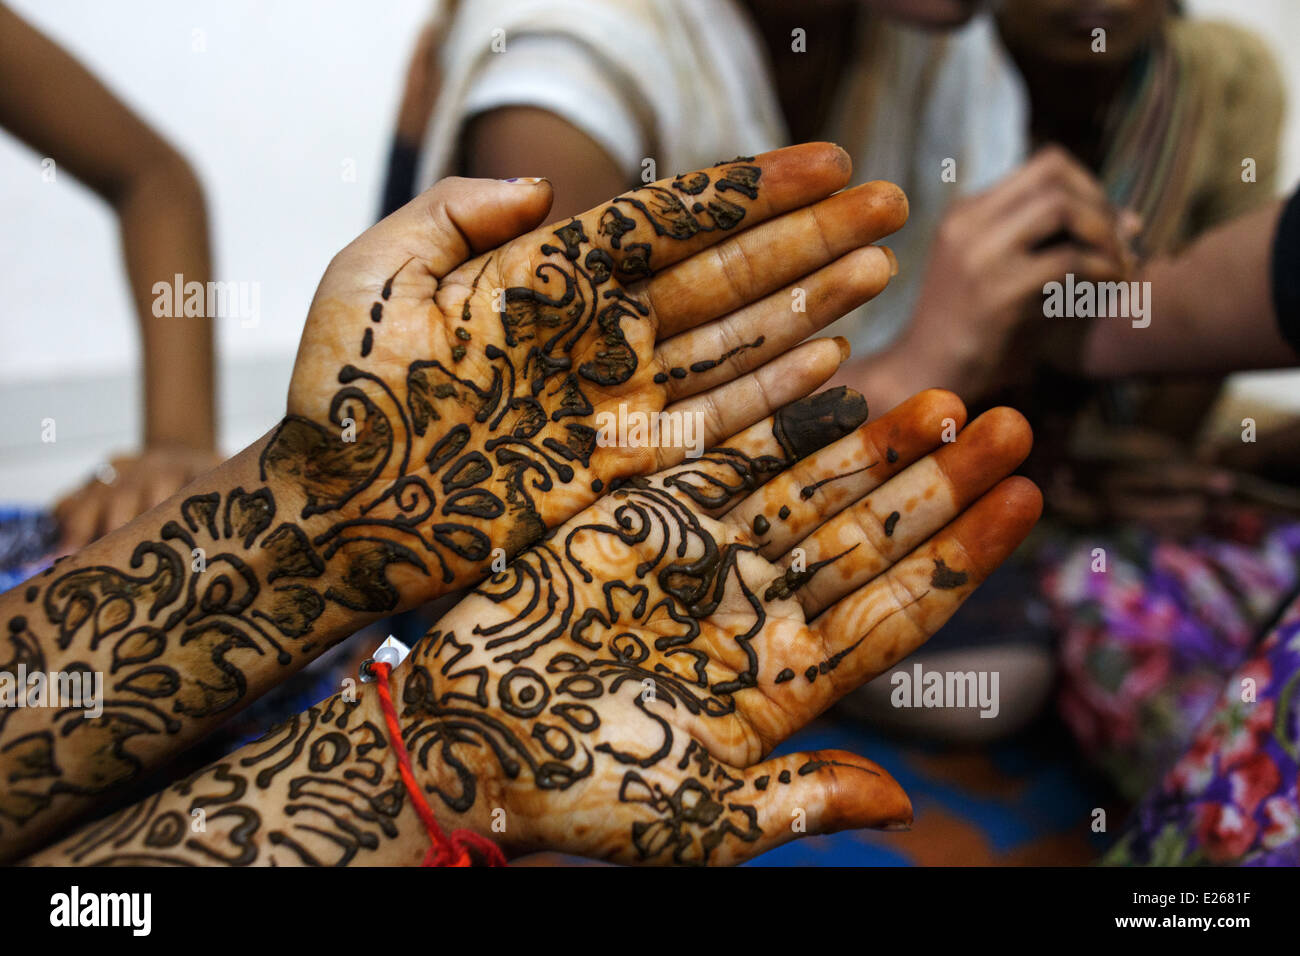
[778,770,792,784]
[381,263,407,301]
[884,511,900,537]
[24,585,37,602]
[669,367,687,379]
[887,446,899,463]
[369,302,383,323]
[8,616,26,632]
[452,345,466,361]
[360,327,373,357]
[774,668,794,684]
[778,506,790,520]
[805,665,818,682]
[653,372,668,385]
[754,775,770,791]
[455,326,471,341]
[591,478,604,493]
[752,515,770,536]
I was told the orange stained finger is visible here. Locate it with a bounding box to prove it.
[768,406,1033,616]
[656,244,896,399]
[728,388,967,556]
[646,179,908,337]
[800,476,1044,706]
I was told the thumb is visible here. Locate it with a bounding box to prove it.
[711,749,913,865]
[340,176,555,280]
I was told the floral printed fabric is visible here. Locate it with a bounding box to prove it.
[1038,523,1300,802]
[1104,603,1300,865]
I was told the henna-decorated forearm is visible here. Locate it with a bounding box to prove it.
[6,147,911,863]
[21,684,430,867]
[22,393,866,867]
[24,387,1044,868]
[0,437,409,861]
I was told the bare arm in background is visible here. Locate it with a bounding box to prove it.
[0,3,217,546]
[1082,199,1296,377]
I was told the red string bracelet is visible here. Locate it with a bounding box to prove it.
[369,660,507,867]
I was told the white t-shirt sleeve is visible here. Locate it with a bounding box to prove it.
[459,33,648,177]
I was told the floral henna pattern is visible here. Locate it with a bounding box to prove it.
[264,159,769,594]
[388,391,888,864]
[0,161,775,859]
[22,390,885,867]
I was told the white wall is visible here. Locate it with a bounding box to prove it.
[0,0,1297,504]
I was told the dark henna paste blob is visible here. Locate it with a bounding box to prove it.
[772,386,868,461]
[930,558,968,590]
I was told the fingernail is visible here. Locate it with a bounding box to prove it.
[879,245,899,276]
[833,336,851,361]
[503,177,547,185]
[882,821,912,832]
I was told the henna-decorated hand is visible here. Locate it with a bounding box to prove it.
[392,387,1042,865]
[24,388,1041,867]
[0,145,906,863]
[267,144,907,611]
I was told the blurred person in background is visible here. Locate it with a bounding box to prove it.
[382,0,1287,765]
[0,3,218,549]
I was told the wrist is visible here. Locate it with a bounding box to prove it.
[363,663,510,863]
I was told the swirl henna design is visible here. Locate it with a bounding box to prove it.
[22,389,873,866]
[262,162,754,584]
[379,393,1042,866]
[38,691,405,867]
[380,394,1042,865]
[6,146,912,862]
[265,147,907,608]
[0,477,351,852]
[24,390,1043,867]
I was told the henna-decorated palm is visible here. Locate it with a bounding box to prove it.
[263,145,907,610]
[393,387,1043,864]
